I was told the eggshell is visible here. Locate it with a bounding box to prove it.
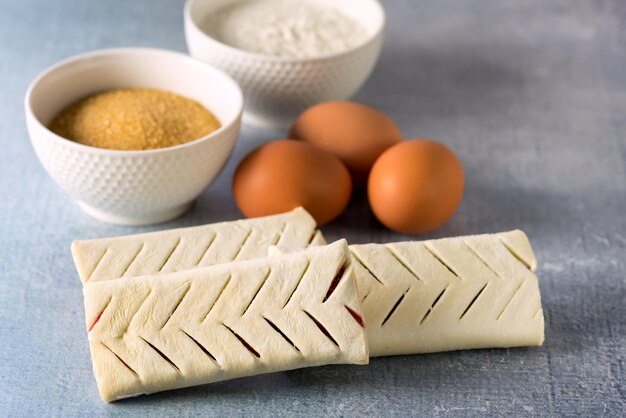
[233,140,352,225]
[368,139,464,234]
[289,101,402,186]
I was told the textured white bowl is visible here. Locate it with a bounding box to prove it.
[25,48,243,226]
[185,0,385,129]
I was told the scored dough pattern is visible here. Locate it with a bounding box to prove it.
[84,241,367,402]
[350,230,544,357]
[72,208,322,284]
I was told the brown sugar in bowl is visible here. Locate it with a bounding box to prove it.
[25,48,243,225]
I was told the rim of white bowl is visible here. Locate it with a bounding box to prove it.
[24,47,244,156]
[184,0,385,63]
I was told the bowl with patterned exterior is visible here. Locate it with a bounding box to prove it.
[25,48,243,226]
[184,0,385,129]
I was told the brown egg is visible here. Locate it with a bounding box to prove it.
[289,101,402,186]
[233,140,352,225]
[368,140,464,234]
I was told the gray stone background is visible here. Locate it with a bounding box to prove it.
[0,0,624,416]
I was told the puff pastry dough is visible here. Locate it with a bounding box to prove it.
[353,230,543,356]
[72,207,323,284]
[84,240,367,402]
[273,230,543,357]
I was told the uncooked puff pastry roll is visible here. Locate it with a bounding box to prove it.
[272,230,544,357]
[352,230,543,356]
[83,240,367,402]
[72,207,325,284]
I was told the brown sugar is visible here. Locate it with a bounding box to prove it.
[48,88,221,150]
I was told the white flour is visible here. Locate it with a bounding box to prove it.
[202,0,368,58]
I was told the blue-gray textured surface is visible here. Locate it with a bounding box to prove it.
[1,0,625,416]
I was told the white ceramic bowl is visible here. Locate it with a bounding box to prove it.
[185,0,385,129]
[25,48,243,226]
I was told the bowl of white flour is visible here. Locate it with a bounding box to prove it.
[185,0,384,129]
